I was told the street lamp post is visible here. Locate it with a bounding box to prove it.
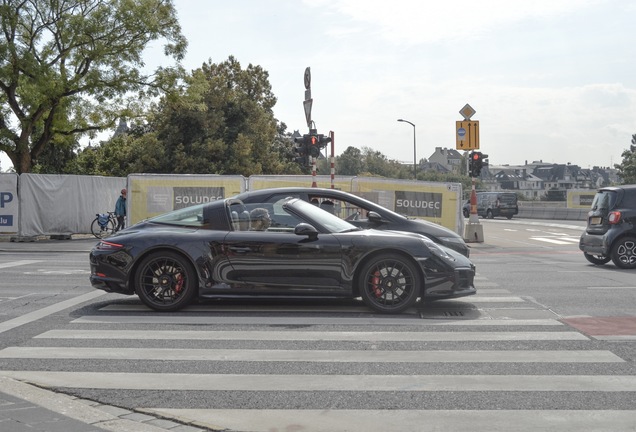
[397,118,416,179]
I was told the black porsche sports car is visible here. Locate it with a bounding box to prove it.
[89,197,476,313]
[234,187,470,257]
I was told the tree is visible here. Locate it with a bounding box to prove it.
[336,146,364,175]
[615,134,636,184]
[149,56,289,175]
[0,0,186,173]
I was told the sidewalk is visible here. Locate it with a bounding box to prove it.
[0,377,210,432]
[0,235,96,252]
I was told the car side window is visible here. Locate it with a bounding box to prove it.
[244,202,304,232]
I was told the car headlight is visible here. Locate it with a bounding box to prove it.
[438,236,465,245]
[421,237,454,261]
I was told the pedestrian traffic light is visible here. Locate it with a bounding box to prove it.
[308,134,321,157]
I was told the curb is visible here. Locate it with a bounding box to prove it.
[0,376,209,432]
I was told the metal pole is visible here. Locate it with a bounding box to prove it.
[397,119,416,179]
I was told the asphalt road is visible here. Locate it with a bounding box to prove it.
[1,219,636,432]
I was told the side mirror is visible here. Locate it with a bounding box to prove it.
[367,211,384,224]
[294,223,318,239]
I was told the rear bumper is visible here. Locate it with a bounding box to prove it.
[579,232,609,255]
[89,274,133,295]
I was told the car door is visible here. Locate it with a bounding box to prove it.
[221,204,343,291]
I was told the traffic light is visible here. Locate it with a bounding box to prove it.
[317,134,331,148]
[293,135,308,166]
[308,134,320,158]
[469,151,487,177]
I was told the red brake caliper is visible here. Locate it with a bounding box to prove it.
[174,272,184,293]
[372,270,382,297]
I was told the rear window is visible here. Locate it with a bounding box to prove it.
[498,193,517,205]
[591,191,618,211]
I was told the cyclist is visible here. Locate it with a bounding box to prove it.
[114,188,127,232]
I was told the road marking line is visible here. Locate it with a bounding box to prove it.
[35,329,589,342]
[73,315,565,326]
[0,291,106,334]
[141,409,636,432]
[530,237,571,245]
[2,372,632,390]
[0,260,43,269]
[0,348,618,363]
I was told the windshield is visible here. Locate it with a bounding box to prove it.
[286,198,360,233]
[148,202,207,227]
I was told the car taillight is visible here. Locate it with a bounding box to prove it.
[608,211,622,224]
[96,240,124,250]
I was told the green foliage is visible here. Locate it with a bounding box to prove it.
[615,134,636,184]
[73,56,304,176]
[0,0,186,173]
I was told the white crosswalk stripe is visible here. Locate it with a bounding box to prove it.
[530,236,580,245]
[1,287,635,432]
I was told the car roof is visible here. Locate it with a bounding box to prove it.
[599,185,636,192]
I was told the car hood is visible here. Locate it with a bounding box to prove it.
[407,217,461,238]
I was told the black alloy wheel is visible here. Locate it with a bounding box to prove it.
[583,252,611,265]
[358,254,420,313]
[611,236,636,269]
[135,251,198,311]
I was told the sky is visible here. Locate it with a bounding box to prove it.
[3,0,636,171]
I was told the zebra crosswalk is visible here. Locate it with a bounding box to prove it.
[1,282,636,432]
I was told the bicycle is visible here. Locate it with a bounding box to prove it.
[91,211,117,239]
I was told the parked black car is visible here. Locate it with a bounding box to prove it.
[579,185,636,269]
[234,187,470,257]
[89,197,476,313]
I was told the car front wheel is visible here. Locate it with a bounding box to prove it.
[358,254,420,313]
[611,237,636,269]
[135,251,198,311]
[583,252,611,265]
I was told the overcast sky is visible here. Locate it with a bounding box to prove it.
[3,0,635,171]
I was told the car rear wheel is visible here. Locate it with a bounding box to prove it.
[135,251,198,311]
[358,254,420,313]
[611,237,636,269]
[487,209,494,219]
[583,252,611,265]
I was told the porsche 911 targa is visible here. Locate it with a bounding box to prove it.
[89,197,476,313]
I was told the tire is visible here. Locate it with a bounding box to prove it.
[486,209,494,219]
[134,251,198,311]
[506,215,513,220]
[358,254,420,313]
[463,209,469,218]
[610,236,636,269]
[91,217,116,239]
[583,252,611,265]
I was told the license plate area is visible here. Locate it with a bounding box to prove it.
[590,216,602,225]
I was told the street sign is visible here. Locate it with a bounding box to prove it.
[459,104,476,120]
[303,99,313,128]
[456,120,480,150]
[304,67,311,89]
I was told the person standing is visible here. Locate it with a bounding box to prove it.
[115,188,127,232]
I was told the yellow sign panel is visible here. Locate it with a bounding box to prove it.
[455,120,480,150]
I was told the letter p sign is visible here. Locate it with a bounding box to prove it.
[0,192,13,208]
